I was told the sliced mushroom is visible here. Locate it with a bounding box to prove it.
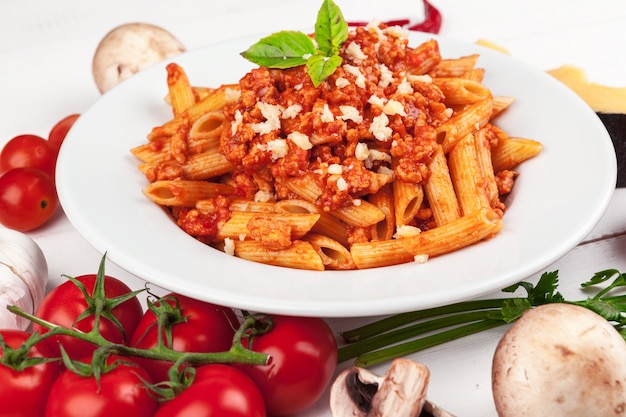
[92,22,186,93]
[330,358,456,417]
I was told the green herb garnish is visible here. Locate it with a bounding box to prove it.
[338,269,626,367]
[240,0,349,87]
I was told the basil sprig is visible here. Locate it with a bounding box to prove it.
[241,0,349,87]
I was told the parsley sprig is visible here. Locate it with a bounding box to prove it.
[339,269,626,366]
[240,0,348,86]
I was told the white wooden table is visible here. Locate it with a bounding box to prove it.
[1,1,625,415]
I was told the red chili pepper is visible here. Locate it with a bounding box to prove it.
[347,1,443,34]
[408,0,442,33]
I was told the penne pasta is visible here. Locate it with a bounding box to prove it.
[143,180,233,207]
[448,134,491,216]
[302,233,356,270]
[132,28,542,271]
[234,240,324,271]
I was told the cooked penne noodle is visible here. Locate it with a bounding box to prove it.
[350,238,414,269]
[234,240,324,271]
[189,111,225,142]
[491,136,544,172]
[283,175,385,227]
[148,84,240,140]
[143,180,233,206]
[393,179,423,227]
[474,127,500,207]
[216,212,320,241]
[302,233,356,270]
[424,144,461,226]
[399,207,503,258]
[368,184,395,241]
[491,96,515,118]
[432,78,491,105]
[166,63,196,115]
[437,97,493,153]
[430,54,479,77]
[133,30,542,271]
[275,199,349,246]
[448,134,491,216]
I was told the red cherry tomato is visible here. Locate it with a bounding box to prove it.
[130,293,239,383]
[0,134,57,179]
[33,274,143,361]
[48,114,80,151]
[0,167,58,231]
[155,364,266,417]
[237,315,338,416]
[0,330,63,417]
[45,355,158,417]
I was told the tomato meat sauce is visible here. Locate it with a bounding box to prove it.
[173,24,452,243]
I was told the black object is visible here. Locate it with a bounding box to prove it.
[596,113,626,188]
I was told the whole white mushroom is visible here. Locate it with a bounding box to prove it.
[92,22,185,93]
[492,303,626,417]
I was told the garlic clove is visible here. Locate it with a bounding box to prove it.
[0,227,48,330]
[0,263,34,330]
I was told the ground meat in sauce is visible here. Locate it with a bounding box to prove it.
[220,23,451,212]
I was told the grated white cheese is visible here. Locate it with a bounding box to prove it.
[396,77,415,95]
[328,163,344,175]
[384,25,409,39]
[393,225,422,239]
[335,77,350,88]
[336,177,348,191]
[287,131,313,150]
[254,190,275,203]
[343,64,366,88]
[368,94,387,108]
[259,138,288,160]
[355,142,370,161]
[383,99,407,116]
[370,113,392,141]
[223,237,235,256]
[282,104,303,119]
[320,103,335,123]
[251,102,283,134]
[353,198,362,206]
[231,110,243,136]
[377,165,395,178]
[368,149,392,163]
[338,105,363,123]
[414,254,429,264]
[378,64,394,88]
[345,41,368,62]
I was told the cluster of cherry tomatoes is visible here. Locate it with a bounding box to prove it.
[0,269,338,417]
[0,114,80,231]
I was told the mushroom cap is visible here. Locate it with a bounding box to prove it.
[92,22,185,93]
[492,303,626,417]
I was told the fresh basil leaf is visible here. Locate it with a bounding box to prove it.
[306,54,342,87]
[241,30,316,69]
[315,0,349,56]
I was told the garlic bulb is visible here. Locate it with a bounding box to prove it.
[0,227,48,330]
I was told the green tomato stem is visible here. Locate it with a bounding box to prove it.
[7,305,269,367]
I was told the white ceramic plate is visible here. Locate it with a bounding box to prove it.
[56,32,616,317]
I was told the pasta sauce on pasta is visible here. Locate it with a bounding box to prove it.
[134,21,542,270]
[220,24,448,212]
